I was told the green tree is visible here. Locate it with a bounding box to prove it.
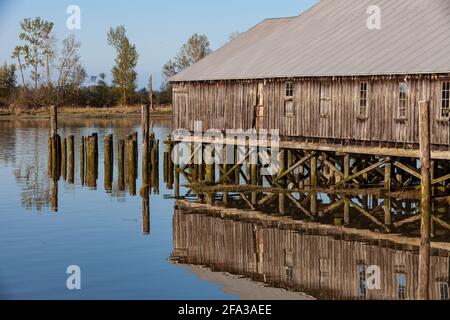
[107,25,139,106]
[162,33,211,80]
[0,63,16,105]
[18,17,54,90]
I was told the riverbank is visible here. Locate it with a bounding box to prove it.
[0,105,172,120]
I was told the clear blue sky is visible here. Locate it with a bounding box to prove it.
[0,0,318,89]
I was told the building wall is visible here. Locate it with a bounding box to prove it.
[172,76,450,147]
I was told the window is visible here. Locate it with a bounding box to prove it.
[284,100,294,117]
[442,82,450,118]
[399,81,408,118]
[357,265,367,300]
[284,82,294,117]
[359,82,368,117]
[285,267,294,284]
[397,273,407,300]
[285,82,294,97]
[438,282,449,300]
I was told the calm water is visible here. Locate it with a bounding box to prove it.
[1,116,450,300]
[0,116,237,300]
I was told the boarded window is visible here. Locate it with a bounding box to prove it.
[319,258,330,283]
[399,81,408,118]
[442,82,450,118]
[357,265,367,300]
[320,82,331,116]
[284,249,294,267]
[397,273,407,300]
[285,82,294,97]
[359,82,368,117]
[284,100,294,117]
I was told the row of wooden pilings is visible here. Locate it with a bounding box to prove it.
[47,105,159,235]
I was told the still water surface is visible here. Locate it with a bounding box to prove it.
[0,116,239,300]
[1,116,450,300]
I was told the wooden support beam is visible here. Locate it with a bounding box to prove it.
[335,159,387,187]
[393,161,421,180]
[418,101,432,301]
[272,152,315,184]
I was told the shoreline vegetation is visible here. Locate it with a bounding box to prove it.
[0,104,172,119]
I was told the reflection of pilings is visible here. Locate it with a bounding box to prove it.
[50,175,58,213]
[142,195,150,235]
[164,138,174,189]
[80,137,85,186]
[118,139,125,191]
[104,134,113,192]
[67,135,74,184]
[150,138,160,194]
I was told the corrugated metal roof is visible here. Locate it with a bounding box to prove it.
[170,0,450,82]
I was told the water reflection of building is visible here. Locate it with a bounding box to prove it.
[172,200,450,300]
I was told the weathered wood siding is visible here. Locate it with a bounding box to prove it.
[172,76,449,148]
[173,208,450,300]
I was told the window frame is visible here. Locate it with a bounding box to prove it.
[396,273,407,300]
[284,81,295,117]
[398,81,408,120]
[359,81,369,119]
[285,81,294,98]
[441,81,450,119]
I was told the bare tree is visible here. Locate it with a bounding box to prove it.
[162,33,211,80]
[11,46,28,87]
[56,35,84,100]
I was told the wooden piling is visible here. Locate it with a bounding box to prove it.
[385,159,392,190]
[142,105,150,186]
[61,138,67,180]
[92,133,98,179]
[80,137,85,186]
[104,134,113,192]
[67,135,74,184]
[118,139,125,191]
[311,155,318,187]
[87,136,97,189]
[418,101,432,300]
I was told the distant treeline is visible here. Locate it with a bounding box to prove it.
[0,16,238,109]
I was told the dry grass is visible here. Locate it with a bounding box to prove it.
[0,104,172,118]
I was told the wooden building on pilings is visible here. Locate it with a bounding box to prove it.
[170,0,450,159]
